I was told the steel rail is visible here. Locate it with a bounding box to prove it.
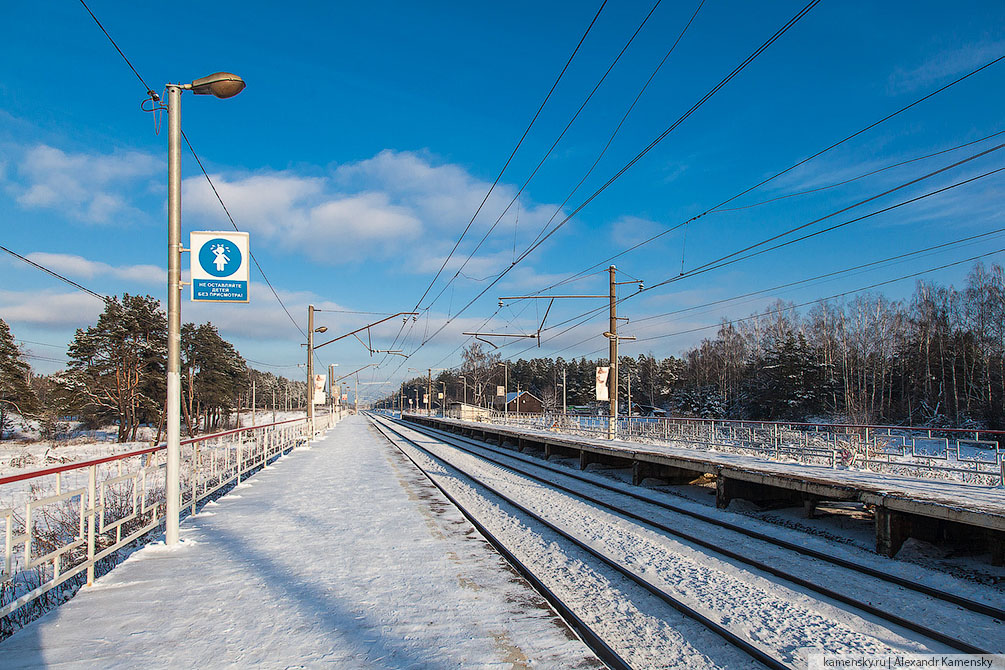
[369,413,790,670]
[404,416,1005,620]
[366,419,632,670]
[385,416,996,655]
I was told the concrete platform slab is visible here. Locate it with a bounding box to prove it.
[0,416,601,669]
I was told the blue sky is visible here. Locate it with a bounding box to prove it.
[2,1,1004,398]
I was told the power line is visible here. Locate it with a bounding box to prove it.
[648,151,1005,291]
[424,0,667,312]
[180,131,308,342]
[510,161,1005,348]
[77,0,159,102]
[380,0,610,373]
[414,0,821,352]
[78,0,310,356]
[407,0,610,314]
[630,247,1005,347]
[713,128,1005,213]
[1,245,108,302]
[540,52,1005,293]
[530,243,1005,362]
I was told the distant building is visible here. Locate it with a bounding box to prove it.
[446,402,492,422]
[495,391,543,414]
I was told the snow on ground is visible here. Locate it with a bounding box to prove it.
[434,417,1005,517]
[0,415,601,669]
[386,420,1001,666]
[0,410,307,478]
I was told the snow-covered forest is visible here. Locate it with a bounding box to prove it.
[0,295,307,443]
[393,262,1005,429]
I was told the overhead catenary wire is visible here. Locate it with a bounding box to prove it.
[497,166,1005,361]
[406,0,610,316]
[510,156,1005,344]
[423,0,667,313]
[538,53,1005,294]
[381,0,610,373]
[409,0,821,355]
[377,0,818,389]
[77,0,314,366]
[411,2,706,379]
[521,244,1005,363]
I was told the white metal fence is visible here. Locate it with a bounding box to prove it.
[421,409,1005,486]
[0,411,335,634]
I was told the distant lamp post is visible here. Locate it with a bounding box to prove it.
[165,72,245,547]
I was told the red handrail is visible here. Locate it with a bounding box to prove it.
[0,416,309,487]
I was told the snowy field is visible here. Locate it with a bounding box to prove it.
[1,416,602,669]
[0,410,307,478]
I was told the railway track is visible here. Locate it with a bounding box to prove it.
[368,413,1002,669]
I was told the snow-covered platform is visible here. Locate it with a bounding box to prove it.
[0,415,601,669]
[406,415,1005,564]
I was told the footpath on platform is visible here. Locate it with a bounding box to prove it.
[1,415,601,669]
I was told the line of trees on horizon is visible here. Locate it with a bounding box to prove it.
[385,262,1005,430]
[0,295,308,443]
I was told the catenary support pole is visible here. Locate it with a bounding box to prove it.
[608,265,618,440]
[307,304,315,435]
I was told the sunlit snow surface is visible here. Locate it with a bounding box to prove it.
[0,416,602,669]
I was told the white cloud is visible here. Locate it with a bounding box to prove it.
[0,289,105,327]
[25,252,162,284]
[888,41,1005,94]
[182,149,564,270]
[8,144,159,224]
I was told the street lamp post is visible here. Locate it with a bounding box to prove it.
[165,72,245,547]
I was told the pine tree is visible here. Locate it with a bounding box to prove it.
[0,319,37,439]
[59,294,167,442]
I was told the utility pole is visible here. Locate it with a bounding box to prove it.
[329,364,335,416]
[251,379,256,427]
[307,304,315,435]
[497,361,509,422]
[355,375,359,415]
[563,367,567,417]
[627,368,632,418]
[608,267,618,439]
[440,381,446,417]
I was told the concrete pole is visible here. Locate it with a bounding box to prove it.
[609,265,618,440]
[427,369,432,416]
[563,367,567,416]
[251,379,256,427]
[504,363,509,423]
[355,375,358,415]
[307,304,315,436]
[627,368,631,418]
[165,84,183,546]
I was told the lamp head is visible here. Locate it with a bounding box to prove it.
[314,326,328,333]
[190,72,246,99]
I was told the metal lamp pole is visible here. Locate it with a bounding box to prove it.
[165,72,244,547]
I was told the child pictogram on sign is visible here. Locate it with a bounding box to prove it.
[211,244,230,272]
